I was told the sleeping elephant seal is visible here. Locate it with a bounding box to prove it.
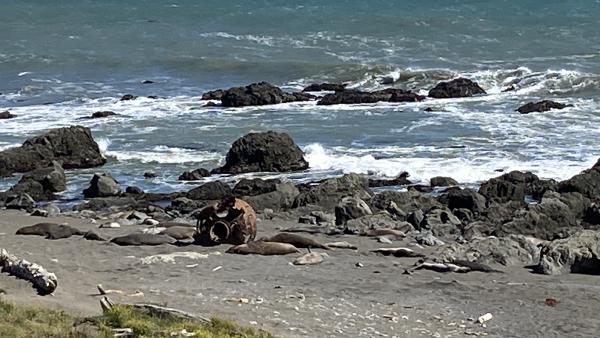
[83,230,107,241]
[110,233,177,246]
[226,241,300,256]
[260,233,331,250]
[159,226,196,241]
[16,223,84,239]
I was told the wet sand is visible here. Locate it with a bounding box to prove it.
[1,209,599,337]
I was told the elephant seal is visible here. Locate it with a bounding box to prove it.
[16,223,84,239]
[260,233,331,250]
[452,260,504,273]
[83,230,106,241]
[226,241,300,256]
[157,221,195,228]
[159,226,196,241]
[293,252,328,265]
[371,247,425,258]
[110,233,177,246]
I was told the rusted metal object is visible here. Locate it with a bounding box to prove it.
[195,196,257,246]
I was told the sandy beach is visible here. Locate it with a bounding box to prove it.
[1,209,598,338]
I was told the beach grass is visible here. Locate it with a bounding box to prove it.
[0,298,275,338]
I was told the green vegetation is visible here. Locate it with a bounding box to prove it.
[0,298,276,338]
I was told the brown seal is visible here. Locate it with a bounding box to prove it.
[110,233,177,246]
[226,241,300,256]
[159,226,196,241]
[260,233,331,250]
[15,223,84,240]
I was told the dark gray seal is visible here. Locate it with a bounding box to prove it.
[260,233,331,250]
[110,233,177,246]
[15,223,84,239]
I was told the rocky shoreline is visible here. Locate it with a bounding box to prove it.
[0,77,597,337]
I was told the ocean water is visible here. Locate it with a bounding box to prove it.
[1,1,599,200]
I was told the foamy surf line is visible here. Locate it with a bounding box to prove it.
[303,143,598,184]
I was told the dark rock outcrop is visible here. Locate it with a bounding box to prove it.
[187,181,232,200]
[91,111,117,118]
[9,161,66,201]
[120,94,137,101]
[293,173,372,209]
[201,89,225,100]
[517,100,571,114]
[441,188,487,214]
[335,196,373,225]
[479,171,556,203]
[242,182,299,211]
[368,172,411,187]
[558,164,600,199]
[178,168,210,181]
[537,230,600,275]
[0,126,106,177]
[83,173,120,198]
[213,131,308,174]
[0,111,16,119]
[233,178,280,196]
[219,82,311,107]
[302,83,346,92]
[317,89,425,105]
[5,193,36,211]
[430,176,458,187]
[428,78,486,98]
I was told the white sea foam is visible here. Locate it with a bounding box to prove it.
[105,145,223,164]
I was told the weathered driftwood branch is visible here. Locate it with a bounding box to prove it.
[99,296,210,323]
[0,248,58,295]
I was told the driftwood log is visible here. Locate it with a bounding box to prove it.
[0,249,58,295]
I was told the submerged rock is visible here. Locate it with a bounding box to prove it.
[213,131,309,174]
[517,100,571,114]
[219,82,311,107]
[91,111,117,118]
[0,111,16,119]
[428,78,486,98]
[317,89,425,105]
[0,126,106,177]
[302,83,346,92]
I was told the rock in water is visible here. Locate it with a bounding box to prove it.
[302,83,346,92]
[9,161,66,201]
[428,78,486,98]
[430,176,459,187]
[178,168,210,181]
[317,89,424,105]
[537,230,600,275]
[517,100,571,114]
[83,173,120,198]
[219,82,308,107]
[0,111,16,119]
[0,126,106,177]
[212,131,308,174]
[91,111,117,118]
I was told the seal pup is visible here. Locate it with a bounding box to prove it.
[260,233,331,250]
[83,230,106,241]
[110,233,177,246]
[452,260,504,273]
[226,241,300,256]
[159,226,196,241]
[325,241,358,250]
[371,247,425,258]
[15,223,84,239]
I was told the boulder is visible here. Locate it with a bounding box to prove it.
[428,78,486,98]
[302,83,346,92]
[537,230,600,275]
[233,178,280,196]
[479,171,555,203]
[242,182,299,211]
[9,161,66,201]
[317,89,424,105]
[441,188,487,214]
[125,186,144,194]
[439,235,541,266]
[345,212,411,234]
[91,111,116,118]
[415,232,445,246]
[430,176,458,187]
[178,168,210,181]
[120,94,137,101]
[0,126,106,177]
[201,89,225,100]
[293,173,372,209]
[213,131,308,174]
[335,196,373,225]
[368,172,411,187]
[83,173,120,198]
[187,181,232,200]
[517,100,571,114]
[420,207,462,236]
[558,165,600,199]
[371,190,440,214]
[0,111,16,119]
[219,82,310,107]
